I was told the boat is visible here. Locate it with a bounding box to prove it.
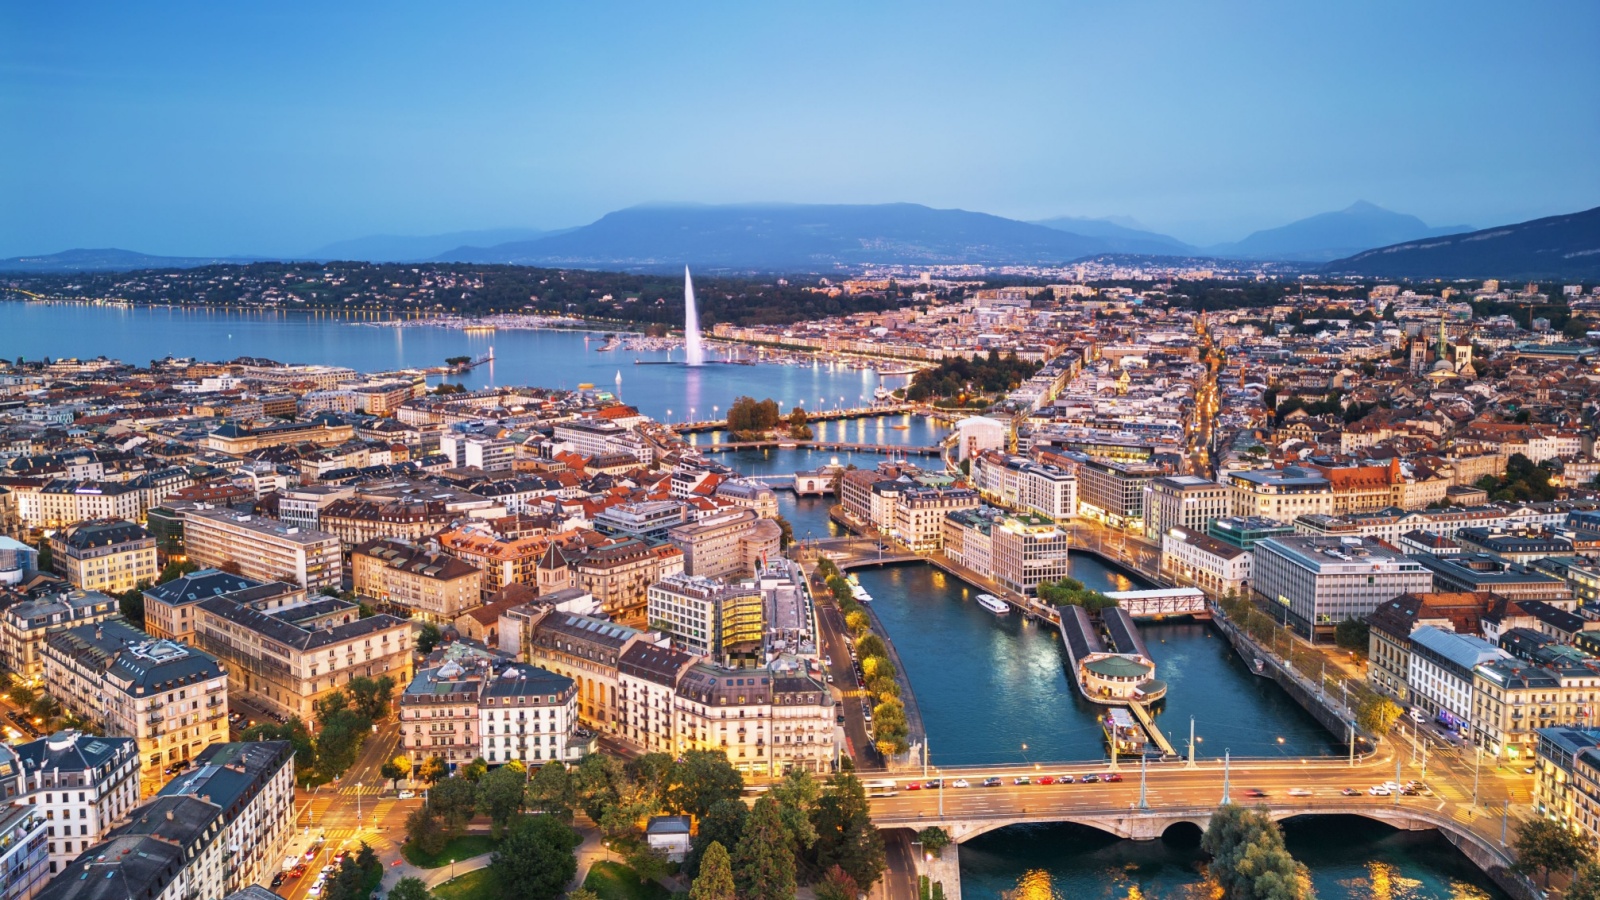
[462,324,496,334]
[976,594,1010,615]
[890,424,909,430]
[1102,708,1148,756]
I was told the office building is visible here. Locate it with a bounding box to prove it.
[668,509,782,579]
[1228,467,1335,520]
[1073,457,1161,532]
[182,507,342,592]
[646,573,764,662]
[1252,535,1433,641]
[1144,476,1229,542]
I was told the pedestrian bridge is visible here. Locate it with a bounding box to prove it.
[1105,588,1209,619]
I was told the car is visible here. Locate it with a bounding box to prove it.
[981,777,1002,787]
[1369,786,1391,796]
[1287,788,1312,798]
[1035,776,1055,785]
[1380,782,1401,791]
[271,874,284,889]
[1081,774,1100,783]
[1400,787,1419,796]
[826,674,835,684]
[1341,788,1359,796]
[1246,788,1268,798]
[1524,767,1536,775]
[904,781,921,791]
[836,714,846,725]
[397,790,415,799]
[1013,776,1031,785]
[1103,773,1123,783]
[924,779,942,789]
[951,779,970,788]
[307,884,324,898]
[1056,775,1075,784]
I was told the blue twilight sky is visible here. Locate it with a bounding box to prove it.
[2,1,1597,257]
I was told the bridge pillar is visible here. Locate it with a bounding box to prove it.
[924,848,962,900]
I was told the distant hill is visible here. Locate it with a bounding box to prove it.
[312,228,563,262]
[0,248,270,273]
[434,203,1111,271]
[1207,201,1472,262]
[1325,206,1600,280]
[1031,216,1193,255]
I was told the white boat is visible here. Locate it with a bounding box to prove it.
[976,594,1010,615]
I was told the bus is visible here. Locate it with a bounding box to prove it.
[863,779,898,798]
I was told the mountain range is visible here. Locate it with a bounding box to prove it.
[1325,205,1600,279]
[6,201,1595,278]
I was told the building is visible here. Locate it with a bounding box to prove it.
[479,663,580,766]
[141,570,288,645]
[1251,535,1433,642]
[1228,467,1335,521]
[969,453,1077,520]
[1534,726,1600,845]
[182,507,342,592]
[573,540,683,625]
[14,730,138,876]
[646,573,764,662]
[1365,592,1497,703]
[1160,527,1251,599]
[1074,457,1161,532]
[1474,659,1600,762]
[36,741,294,900]
[155,741,296,896]
[668,509,781,579]
[593,501,690,541]
[42,620,229,795]
[673,664,832,777]
[351,538,483,623]
[398,662,484,772]
[892,486,979,552]
[191,595,413,722]
[1206,516,1295,550]
[0,590,119,682]
[1414,553,1574,605]
[1144,476,1229,542]
[0,537,39,587]
[617,643,696,754]
[989,512,1071,596]
[524,612,655,735]
[0,743,48,900]
[48,520,156,596]
[1407,626,1508,736]
[954,416,1007,461]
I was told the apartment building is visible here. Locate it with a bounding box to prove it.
[668,509,782,579]
[524,612,655,734]
[1365,592,1494,702]
[14,730,138,876]
[617,643,696,754]
[183,507,342,592]
[42,620,229,796]
[892,486,979,552]
[155,741,295,896]
[1144,476,1229,542]
[1474,658,1600,762]
[191,595,413,721]
[646,573,764,661]
[351,538,483,623]
[0,589,119,681]
[479,663,580,767]
[1073,457,1161,532]
[1534,726,1600,846]
[1160,527,1251,599]
[574,539,684,624]
[673,665,832,777]
[34,481,144,531]
[49,520,157,595]
[989,512,1071,596]
[970,452,1076,520]
[141,570,297,644]
[1407,626,1507,736]
[1252,535,1433,642]
[1228,467,1336,521]
[0,743,48,900]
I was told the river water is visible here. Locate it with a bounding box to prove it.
[3,303,1506,898]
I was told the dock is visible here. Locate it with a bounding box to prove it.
[1126,700,1177,756]
[1101,608,1151,659]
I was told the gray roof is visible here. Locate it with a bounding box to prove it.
[14,730,136,778]
[48,620,226,693]
[38,795,221,900]
[143,569,262,606]
[1410,625,1506,672]
[158,741,293,822]
[195,595,408,651]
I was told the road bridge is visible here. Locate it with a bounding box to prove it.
[670,403,918,432]
[696,439,944,456]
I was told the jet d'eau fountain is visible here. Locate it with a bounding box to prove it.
[684,265,705,367]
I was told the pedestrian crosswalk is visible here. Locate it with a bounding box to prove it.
[338,784,390,797]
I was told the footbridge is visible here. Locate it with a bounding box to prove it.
[1106,587,1209,619]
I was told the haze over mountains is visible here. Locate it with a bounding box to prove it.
[6,201,1596,278]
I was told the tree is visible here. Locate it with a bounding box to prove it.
[625,843,674,886]
[811,774,885,891]
[417,623,443,654]
[1201,804,1310,900]
[347,675,396,722]
[687,797,749,879]
[1357,695,1402,735]
[157,559,199,584]
[405,806,446,858]
[477,764,528,835]
[1512,816,1592,885]
[418,755,449,784]
[572,753,626,824]
[7,684,35,708]
[1333,618,1369,652]
[691,841,738,900]
[917,827,950,859]
[490,813,581,900]
[1569,859,1600,900]
[734,795,797,900]
[667,750,744,820]
[387,877,432,900]
[460,757,489,783]
[117,587,146,629]
[814,865,860,900]
[771,768,820,861]
[429,775,479,835]
[382,756,412,790]
[528,761,575,819]
[312,701,369,781]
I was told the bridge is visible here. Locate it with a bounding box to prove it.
[670,403,918,432]
[1105,587,1210,619]
[867,751,1533,900]
[695,440,944,456]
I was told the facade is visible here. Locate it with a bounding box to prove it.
[672,664,832,777]
[1407,626,1507,736]
[1073,457,1161,532]
[155,741,296,896]
[183,507,342,592]
[1415,553,1575,605]
[524,612,653,735]
[668,509,780,579]
[892,487,979,552]
[574,539,682,624]
[646,573,764,661]
[191,596,413,722]
[1144,476,1229,542]
[1251,535,1433,641]
[1474,659,1600,762]
[398,659,580,769]
[1534,726,1600,846]
[988,512,1071,596]
[351,538,483,623]
[1227,467,1336,521]
[0,590,119,682]
[617,643,696,754]
[42,620,229,796]
[141,570,278,644]
[1159,527,1251,599]
[0,744,49,900]
[14,730,138,876]
[48,520,157,595]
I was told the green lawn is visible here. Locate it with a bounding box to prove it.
[400,834,500,868]
[583,861,671,900]
[432,868,501,900]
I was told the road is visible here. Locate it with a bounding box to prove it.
[810,567,887,771]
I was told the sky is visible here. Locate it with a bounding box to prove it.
[3,1,1597,257]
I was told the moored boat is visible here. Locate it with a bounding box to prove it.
[976,594,1010,615]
